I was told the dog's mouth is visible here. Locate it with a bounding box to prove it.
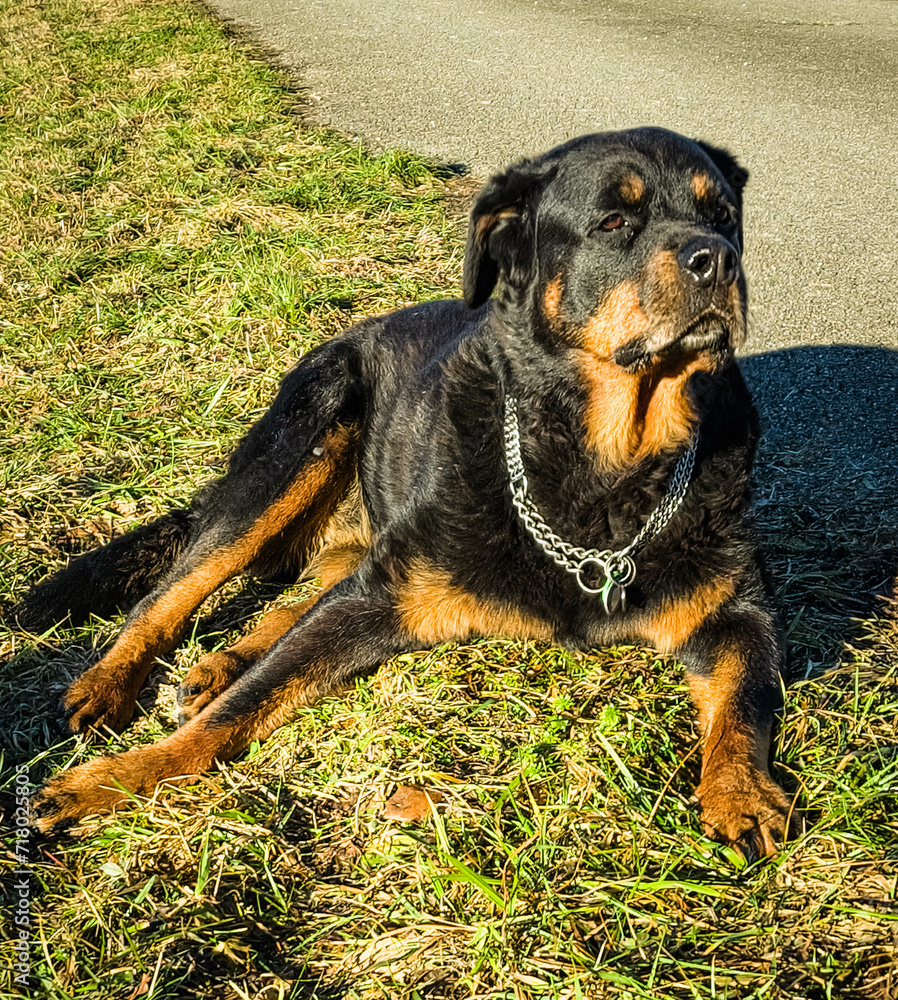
[674,310,734,354]
[613,309,739,372]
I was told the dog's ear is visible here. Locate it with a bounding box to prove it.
[463,158,558,308]
[696,141,748,203]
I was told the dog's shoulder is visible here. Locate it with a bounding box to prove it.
[356,297,494,377]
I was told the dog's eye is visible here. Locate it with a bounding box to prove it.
[714,204,734,225]
[598,214,627,232]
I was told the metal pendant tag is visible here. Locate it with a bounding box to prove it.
[600,577,626,615]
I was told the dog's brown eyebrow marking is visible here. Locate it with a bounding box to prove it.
[691,172,715,201]
[474,205,517,242]
[620,173,645,204]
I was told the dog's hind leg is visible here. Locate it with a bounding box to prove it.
[33,552,560,831]
[175,602,314,727]
[55,338,364,736]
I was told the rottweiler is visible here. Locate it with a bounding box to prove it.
[16,127,791,859]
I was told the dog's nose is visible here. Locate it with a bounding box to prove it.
[678,238,739,288]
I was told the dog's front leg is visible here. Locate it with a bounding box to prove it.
[681,607,792,861]
[33,577,410,833]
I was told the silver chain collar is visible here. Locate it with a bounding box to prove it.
[503,396,698,613]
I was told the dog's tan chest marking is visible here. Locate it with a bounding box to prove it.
[578,356,704,469]
[397,559,554,645]
[636,576,737,651]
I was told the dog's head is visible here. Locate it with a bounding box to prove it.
[464,128,748,371]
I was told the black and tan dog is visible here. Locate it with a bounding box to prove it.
[17,127,791,858]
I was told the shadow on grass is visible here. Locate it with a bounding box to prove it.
[740,343,898,680]
[0,578,307,785]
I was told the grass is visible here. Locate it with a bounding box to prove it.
[0,0,896,997]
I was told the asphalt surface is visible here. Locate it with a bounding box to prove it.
[204,0,898,605]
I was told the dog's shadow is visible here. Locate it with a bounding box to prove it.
[739,344,898,679]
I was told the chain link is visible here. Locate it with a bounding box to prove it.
[504,396,697,607]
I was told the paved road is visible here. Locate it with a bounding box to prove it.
[205,0,898,356]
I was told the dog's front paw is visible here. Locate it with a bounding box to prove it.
[62,670,138,735]
[32,754,152,833]
[176,651,246,726]
[696,763,792,862]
